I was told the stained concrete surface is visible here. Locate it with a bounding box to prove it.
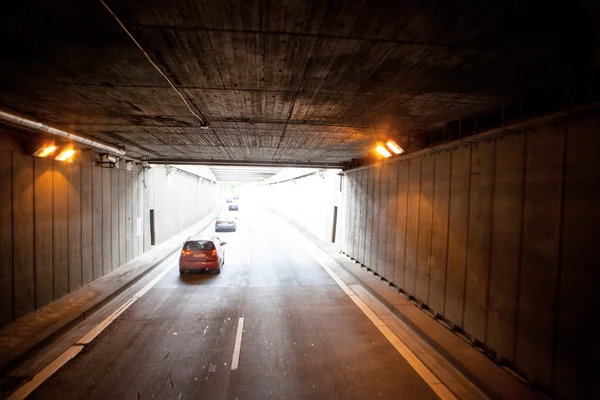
[30,204,438,400]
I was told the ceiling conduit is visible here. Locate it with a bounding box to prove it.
[0,109,126,156]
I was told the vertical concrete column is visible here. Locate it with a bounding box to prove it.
[370,167,381,273]
[487,133,525,362]
[376,164,389,279]
[404,158,421,295]
[429,150,452,313]
[464,139,495,342]
[53,162,69,299]
[385,160,399,282]
[34,157,54,308]
[91,164,103,280]
[67,162,83,292]
[516,124,565,388]
[416,154,434,303]
[81,161,93,285]
[12,152,35,318]
[364,169,374,268]
[444,145,471,326]
[0,151,12,326]
[394,160,409,289]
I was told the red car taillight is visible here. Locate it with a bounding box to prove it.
[216,220,221,223]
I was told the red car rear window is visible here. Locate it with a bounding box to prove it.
[184,241,215,251]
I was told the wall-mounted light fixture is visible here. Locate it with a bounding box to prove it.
[33,144,58,158]
[376,145,392,158]
[386,140,404,155]
[55,148,76,162]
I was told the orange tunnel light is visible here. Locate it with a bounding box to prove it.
[386,140,404,155]
[33,145,58,158]
[55,148,76,162]
[376,145,392,158]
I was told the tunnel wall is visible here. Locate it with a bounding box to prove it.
[0,130,218,328]
[342,111,600,399]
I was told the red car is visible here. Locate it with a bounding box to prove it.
[179,236,226,274]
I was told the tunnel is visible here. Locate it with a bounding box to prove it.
[0,1,599,399]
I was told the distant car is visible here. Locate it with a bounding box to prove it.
[226,199,233,203]
[179,236,226,274]
[228,204,239,211]
[233,196,239,200]
[215,214,237,232]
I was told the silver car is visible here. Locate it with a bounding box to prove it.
[215,214,237,232]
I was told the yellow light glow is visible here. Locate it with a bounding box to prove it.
[376,145,392,158]
[33,145,58,158]
[55,148,76,162]
[386,140,404,155]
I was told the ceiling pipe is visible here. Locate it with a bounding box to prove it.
[0,110,126,156]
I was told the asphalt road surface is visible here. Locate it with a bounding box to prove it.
[30,204,439,400]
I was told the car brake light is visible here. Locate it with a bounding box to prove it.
[211,249,217,257]
[182,250,191,256]
[216,220,220,223]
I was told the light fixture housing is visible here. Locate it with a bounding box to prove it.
[33,144,58,158]
[55,148,76,162]
[376,145,392,158]
[386,140,404,155]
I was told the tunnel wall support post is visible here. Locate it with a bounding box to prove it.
[340,108,600,398]
[377,164,389,279]
[385,163,398,281]
[429,150,452,314]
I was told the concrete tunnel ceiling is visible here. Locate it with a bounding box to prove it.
[1,0,599,167]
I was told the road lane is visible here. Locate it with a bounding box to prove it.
[29,204,439,400]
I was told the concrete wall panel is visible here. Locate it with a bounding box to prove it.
[12,152,35,319]
[386,162,399,281]
[0,152,13,325]
[111,169,119,271]
[463,139,495,342]
[364,169,374,268]
[393,161,409,288]
[118,170,126,267]
[34,157,54,308]
[353,172,361,259]
[81,161,93,285]
[67,163,82,292]
[347,173,355,258]
[370,167,381,273]
[429,151,451,313]
[487,133,525,361]
[516,124,565,387]
[416,154,434,302]
[102,168,112,274]
[358,170,367,264]
[404,158,421,294]
[53,162,69,299]
[554,115,600,399]
[125,171,133,263]
[92,165,103,280]
[132,172,140,258]
[377,165,389,277]
[445,145,471,325]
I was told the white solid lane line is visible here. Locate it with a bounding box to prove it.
[307,248,457,400]
[9,260,178,398]
[77,297,138,345]
[8,345,83,400]
[231,317,245,370]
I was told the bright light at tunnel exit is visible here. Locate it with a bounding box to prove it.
[376,145,392,158]
[386,140,404,154]
[55,148,76,162]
